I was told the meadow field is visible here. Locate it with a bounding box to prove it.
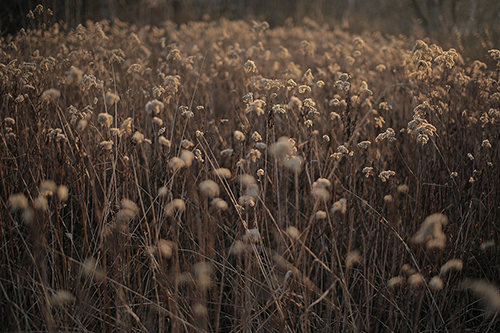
[1,5,500,332]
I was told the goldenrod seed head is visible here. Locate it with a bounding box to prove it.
[408,273,424,287]
[100,140,113,150]
[152,117,163,126]
[132,131,145,144]
[158,239,175,259]
[315,210,327,219]
[50,290,74,307]
[220,149,234,157]
[430,276,444,291]
[331,198,347,214]
[388,276,405,289]
[243,228,261,244]
[346,250,362,270]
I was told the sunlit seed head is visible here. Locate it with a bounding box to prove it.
[220,149,234,157]
[234,130,246,141]
[158,239,175,259]
[243,228,261,244]
[169,157,185,171]
[213,168,232,179]
[132,131,145,144]
[408,273,424,288]
[40,180,57,196]
[462,279,500,317]
[57,185,69,201]
[211,198,228,211]
[384,194,393,202]
[152,117,163,126]
[378,170,396,182]
[97,113,113,127]
[255,142,267,150]
[413,213,448,250]
[288,96,302,109]
[146,100,164,115]
[180,150,194,167]
[429,276,444,291]
[311,187,330,201]
[481,139,492,149]
[158,136,171,147]
[165,198,186,216]
[180,139,194,149]
[284,156,304,173]
[105,92,120,106]
[346,250,362,270]
[33,195,48,211]
[158,186,169,197]
[8,193,29,212]
[244,59,257,73]
[199,180,220,198]
[50,290,74,307]
[397,184,409,193]
[315,210,327,220]
[388,276,405,289]
[331,198,347,214]
[256,169,265,177]
[4,117,15,126]
[238,195,255,207]
[357,141,371,150]
[440,259,463,275]
[41,88,60,102]
[99,140,113,150]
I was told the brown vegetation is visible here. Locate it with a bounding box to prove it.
[1,5,500,332]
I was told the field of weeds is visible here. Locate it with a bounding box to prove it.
[1,5,500,333]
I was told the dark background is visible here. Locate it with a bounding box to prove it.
[1,0,499,59]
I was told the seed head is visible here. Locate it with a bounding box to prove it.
[98,113,113,127]
[199,180,220,198]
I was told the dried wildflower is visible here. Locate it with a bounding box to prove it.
[99,140,113,150]
[315,210,327,220]
[8,193,28,212]
[211,198,228,211]
[57,185,69,201]
[331,198,347,214]
[244,60,257,73]
[357,141,371,150]
[169,157,185,171]
[41,89,60,102]
[288,96,302,109]
[238,195,255,207]
[245,99,266,116]
[467,153,474,160]
[375,128,396,143]
[397,184,409,193]
[158,239,174,259]
[127,63,141,74]
[105,92,119,106]
[413,213,448,250]
[234,130,246,141]
[180,139,194,149]
[243,228,261,244]
[408,273,425,288]
[180,150,194,167]
[346,250,362,270]
[450,171,458,179]
[482,139,492,149]
[146,100,164,115]
[152,117,163,126]
[199,180,220,198]
[378,170,396,182]
[132,131,145,144]
[311,187,330,201]
[462,279,500,317]
[247,149,262,162]
[98,113,113,127]
[220,149,234,157]
[165,198,186,216]
[284,156,304,173]
[388,276,405,289]
[298,85,311,94]
[213,168,231,179]
[440,259,463,275]
[252,131,262,142]
[50,290,74,307]
[167,49,182,61]
[429,276,444,291]
[158,136,171,147]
